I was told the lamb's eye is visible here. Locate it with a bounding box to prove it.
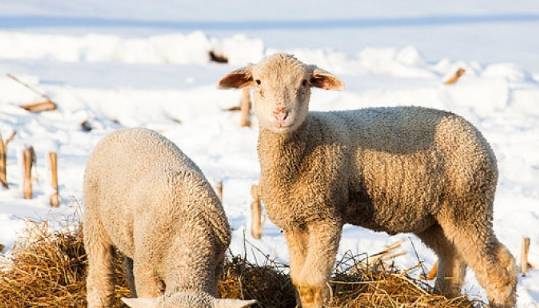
[302,79,308,87]
[255,79,261,85]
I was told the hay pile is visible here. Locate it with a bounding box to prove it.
[0,222,484,308]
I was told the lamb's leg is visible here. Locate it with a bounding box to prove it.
[84,211,115,308]
[295,221,342,308]
[438,209,516,307]
[132,261,163,298]
[123,256,137,297]
[211,251,226,296]
[285,227,308,307]
[416,224,467,297]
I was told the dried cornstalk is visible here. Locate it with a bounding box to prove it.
[7,74,49,98]
[215,180,223,201]
[4,131,16,146]
[368,240,405,267]
[20,99,57,113]
[6,74,58,112]
[0,134,7,188]
[80,120,93,132]
[239,88,251,127]
[445,68,466,85]
[421,260,439,280]
[250,184,263,239]
[49,152,59,208]
[22,147,34,199]
[521,237,531,275]
[209,50,229,64]
[223,106,241,112]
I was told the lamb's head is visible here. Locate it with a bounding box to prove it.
[121,291,256,308]
[218,53,343,133]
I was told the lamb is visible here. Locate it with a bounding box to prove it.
[218,53,517,308]
[83,128,256,308]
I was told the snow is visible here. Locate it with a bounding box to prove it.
[1,1,538,306]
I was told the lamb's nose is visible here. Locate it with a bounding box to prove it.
[273,108,289,122]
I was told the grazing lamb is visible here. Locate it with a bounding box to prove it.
[83,128,256,308]
[218,54,517,308]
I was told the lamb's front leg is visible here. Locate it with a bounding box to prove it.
[285,227,308,306]
[296,220,342,308]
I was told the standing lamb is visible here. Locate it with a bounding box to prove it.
[218,53,517,308]
[83,128,256,308]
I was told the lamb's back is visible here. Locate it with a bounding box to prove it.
[84,128,227,255]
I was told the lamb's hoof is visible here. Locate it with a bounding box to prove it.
[297,285,325,308]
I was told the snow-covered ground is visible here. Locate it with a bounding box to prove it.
[1,1,538,306]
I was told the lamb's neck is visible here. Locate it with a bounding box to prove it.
[257,121,311,181]
[162,234,217,296]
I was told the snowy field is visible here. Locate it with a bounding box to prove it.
[1,1,538,306]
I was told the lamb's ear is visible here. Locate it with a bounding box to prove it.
[218,65,253,89]
[213,298,258,308]
[121,297,160,308]
[308,66,344,90]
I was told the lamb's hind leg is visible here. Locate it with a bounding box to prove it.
[84,211,115,308]
[416,224,467,297]
[437,207,516,307]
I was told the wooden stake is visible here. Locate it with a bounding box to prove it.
[239,88,251,127]
[521,237,531,275]
[20,99,57,113]
[22,147,34,199]
[0,134,7,188]
[250,184,263,239]
[444,68,466,85]
[0,243,4,253]
[215,180,223,201]
[49,152,59,208]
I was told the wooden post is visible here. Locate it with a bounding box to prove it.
[0,134,7,188]
[22,147,34,199]
[0,243,4,253]
[49,152,59,208]
[215,180,223,201]
[239,88,251,127]
[250,184,263,239]
[521,237,531,275]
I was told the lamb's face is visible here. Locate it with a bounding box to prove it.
[219,53,344,134]
[121,291,256,308]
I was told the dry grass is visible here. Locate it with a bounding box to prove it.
[328,251,481,308]
[0,222,484,308]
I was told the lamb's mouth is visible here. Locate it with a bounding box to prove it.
[274,117,295,129]
[272,122,298,133]
[277,123,292,128]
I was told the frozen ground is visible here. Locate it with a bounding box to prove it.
[1,1,538,306]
